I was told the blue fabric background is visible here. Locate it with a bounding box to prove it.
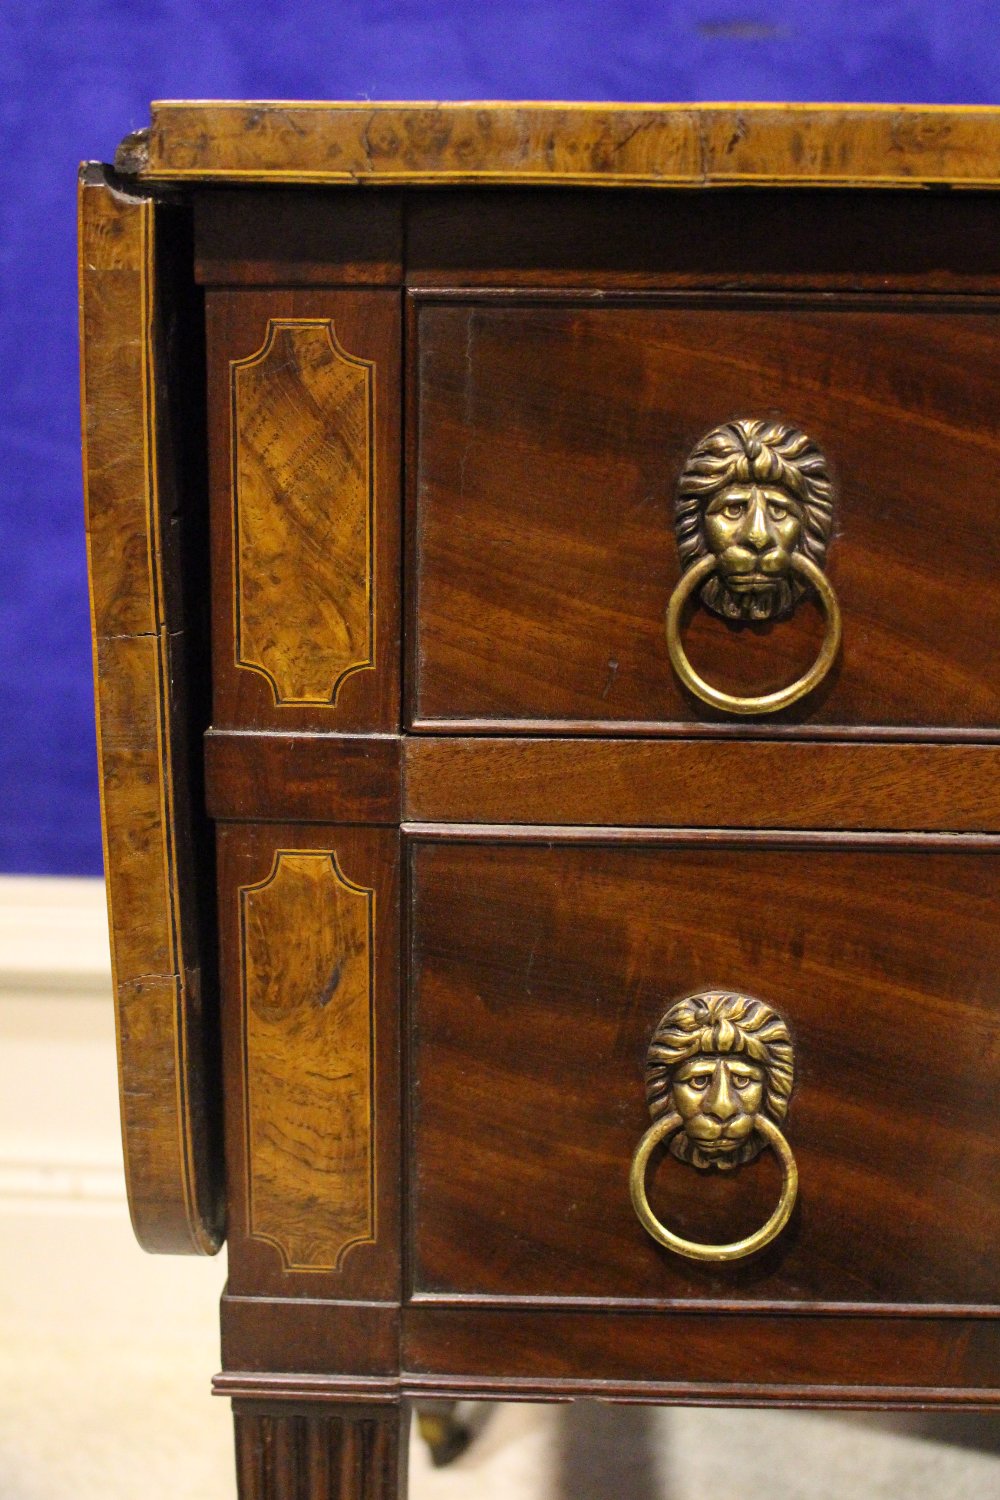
[2,2,999,875]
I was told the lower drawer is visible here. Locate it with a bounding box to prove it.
[408,833,1000,1312]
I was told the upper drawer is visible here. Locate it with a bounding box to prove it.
[409,294,1000,736]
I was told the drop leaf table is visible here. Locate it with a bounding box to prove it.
[80,102,1000,1498]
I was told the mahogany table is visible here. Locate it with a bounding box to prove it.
[80,102,1000,1497]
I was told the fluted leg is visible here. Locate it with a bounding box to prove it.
[233,1402,409,1499]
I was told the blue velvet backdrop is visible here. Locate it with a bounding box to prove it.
[2,2,999,874]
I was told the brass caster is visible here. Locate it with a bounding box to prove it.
[415,1403,472,1467]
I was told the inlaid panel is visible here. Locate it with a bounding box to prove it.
[218,824,401,1300]
[232,319,374,705]
[207,289,401,732]
[241,850,374,1272]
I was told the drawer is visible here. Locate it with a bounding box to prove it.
[408,833,1000,1309]
[410,295,1000,735]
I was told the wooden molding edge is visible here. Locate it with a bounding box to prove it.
[213,1371,1000,1411]
[116,102,1000,189]
[403,739,1000,833]
[79,163,223,1254]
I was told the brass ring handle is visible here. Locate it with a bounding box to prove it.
[665,552,842,716]
[629,1111,798,1263]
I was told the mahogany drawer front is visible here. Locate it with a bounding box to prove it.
[410,296,1000,736]
[407,834,1000,1310]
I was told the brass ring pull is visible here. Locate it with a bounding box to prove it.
[630,990,797,1263]
[665,552,841,716]
[629,1110,798,1263]
[666,417,841,716]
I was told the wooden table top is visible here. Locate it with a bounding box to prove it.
[113,100,1000,189]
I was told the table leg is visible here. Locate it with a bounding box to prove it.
[233,1401,409,1499]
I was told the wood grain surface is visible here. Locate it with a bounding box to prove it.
[239,849,376,1271]
[214,1308,999,1408]
[192,184,1000,294]
[79,163,222,1254]
[208,289,400,732]
[218,825,401,1301]
[407,837,1000,1309]
[411,293,1000,733]
[232,320,375,706]
[401,1307,998,1405]
[118,102,1000,189]
[204,732,1000,831]
[205,730,402,825]
[195,188,403,287]
[404,738,1000,831]
[222,1293,400,1378]
[406,188,1000,293]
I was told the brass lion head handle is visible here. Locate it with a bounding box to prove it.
[629,990,798,1262]
[666,418,841,715]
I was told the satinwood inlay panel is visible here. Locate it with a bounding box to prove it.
[232,318,374,706]
[240,849,376,1271]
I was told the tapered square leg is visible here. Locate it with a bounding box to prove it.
[233,1402,409,1499]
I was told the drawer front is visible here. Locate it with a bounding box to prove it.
[408,834,1000,1310]
[410,296,1000,734]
